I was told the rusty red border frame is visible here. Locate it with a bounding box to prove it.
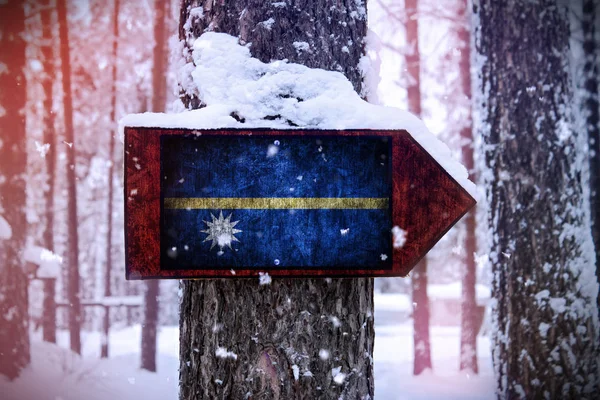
[124,127,475,280]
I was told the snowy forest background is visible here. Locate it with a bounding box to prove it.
[0,0,599,399]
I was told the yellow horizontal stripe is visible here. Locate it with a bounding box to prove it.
[164,197,388,210]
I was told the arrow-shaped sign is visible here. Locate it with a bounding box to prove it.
[124,128,475,279]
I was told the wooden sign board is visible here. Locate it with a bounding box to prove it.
[124,128,475,279]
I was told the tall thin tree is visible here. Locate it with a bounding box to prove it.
[101,0,121,360]
[40,0,58,345]
[178,1,373,398]
[57,0,81,355]
[405,0,432,376]
[0,0,31,379]
[457,0,478,374]
[141,0,169,372]
[474,0,600,396]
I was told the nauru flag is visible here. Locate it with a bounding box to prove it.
[160,134,393,270]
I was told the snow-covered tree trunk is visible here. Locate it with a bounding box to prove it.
[177,1,374,398]
[404,0,432,376]
[141,0,169,373]
[457,0,478,374]
[0,0,31,380]
[57,0,81,355]
[582,0,600,317]
[474,0,600,397]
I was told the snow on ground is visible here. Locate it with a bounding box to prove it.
[0,326,179,400]
[429,283,491,302]
[376,293,412,312]
[1,294,494,400]
[375,324,494,400]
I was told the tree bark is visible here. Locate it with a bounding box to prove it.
[141,0,169,373]
[0,0,31,380]
[57,0,81,355]
[474,0,600,397]
[582,0,600,319]
[178,1,374,399]
[404,0,432,376]
[40,0,58,345]
[457,0,478,374]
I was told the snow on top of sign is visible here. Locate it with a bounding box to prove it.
[121,32,476,197]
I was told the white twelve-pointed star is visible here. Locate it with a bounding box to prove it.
[201,211,242,253]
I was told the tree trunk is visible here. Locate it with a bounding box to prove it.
[57,0,81,355]
[411,259,431,375]
[178,1,373,399]
[151,0,168,112]
[582,0,600,319]
[101,0,121,360]
[41,278,57,343]
[141,280,159,372]
[141,0,168,372]
[404,0,432,376]
[0,0,31,380]
[457,0,478,374]
[40,0,58,345]
[474,0,600,397]
[41,0,57,260]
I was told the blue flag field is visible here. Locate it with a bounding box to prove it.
[160,134,393,270]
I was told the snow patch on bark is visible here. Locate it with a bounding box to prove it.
[359,29,381,103]
[215,347,238,360]
[331,366,346,384]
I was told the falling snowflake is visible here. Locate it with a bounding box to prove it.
[34,141,50,158]
[391,226,407,249]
